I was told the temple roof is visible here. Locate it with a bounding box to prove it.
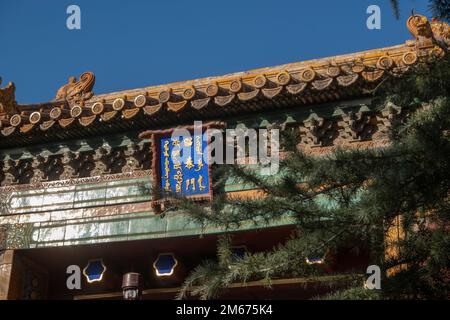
[0,14,448,148]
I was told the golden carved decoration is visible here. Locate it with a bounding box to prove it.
[20,123,34,133]
[40,120,55,131]
[337,74,359,87]
[91,102,104,115]
[432,46,445,58]
[276,72,291,85]
[143,104,162,116]
[0,78,18,115]
[182,86,196,100]
[299,68,316,82]
[402,52,418,65]
[376,56,394,70]
[79,115,96,127]
[286,82,307,94]
[430,18,450,49]
[100,110,118,122]
[167,100,188,112]
[214,94,235,106]
[205,83,219,97]
[262,87,283,99]
[407,14,450,50]
[59,117,75,128]
[122,108,140,119]
[55,71,95,106]
[9,114,22,127]
[229,79,242,93]
[253,75,267,88]
[70,105,83,118]
[407,14,434,41]
[312,78,333,90]
[1,126,15,136]
[134,95,147,108]
[0,170,152,193]
[49,107,62,120]
[327,66,341,77]
[351,62,365,74]
[362,70,385,82]
[191,97,210,110]
[238,89,259,101]
[112,98,126,111]
[29,112,42,124]
[158,89,172,103]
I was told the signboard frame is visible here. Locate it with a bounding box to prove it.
[139,121,226,213]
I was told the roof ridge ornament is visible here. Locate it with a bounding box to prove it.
[54,71,95,107]
[0,77,18,117]
[431,17,450,51]
[407,13,450,52]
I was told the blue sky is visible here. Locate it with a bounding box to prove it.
[0,0,429,103]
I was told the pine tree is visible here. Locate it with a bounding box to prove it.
[390,0,400,20]
[165,54,450,300]
[428,0,449,22]
[390,0,449,22]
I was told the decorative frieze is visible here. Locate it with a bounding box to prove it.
[60,152,81,180]
[0,100,411,188]
[336,106,377,142]
[0,170,152,193]
[0,143,151,187]
[376,103,404,135]
[300,113,335,147]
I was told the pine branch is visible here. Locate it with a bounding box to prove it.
[390,0,400,19]
[429,0,450,22]
[173,58,450,300]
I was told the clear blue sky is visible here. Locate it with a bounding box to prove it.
[0,0,429,104]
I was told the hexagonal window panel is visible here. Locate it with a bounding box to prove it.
[153,253,178,277]
[83,259,107,283]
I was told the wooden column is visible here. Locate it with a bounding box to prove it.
[0,250,14,300]
[0,250,49,300]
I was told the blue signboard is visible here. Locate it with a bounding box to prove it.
[159,132,210,197]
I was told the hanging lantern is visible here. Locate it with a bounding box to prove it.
[122,272,143,300]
